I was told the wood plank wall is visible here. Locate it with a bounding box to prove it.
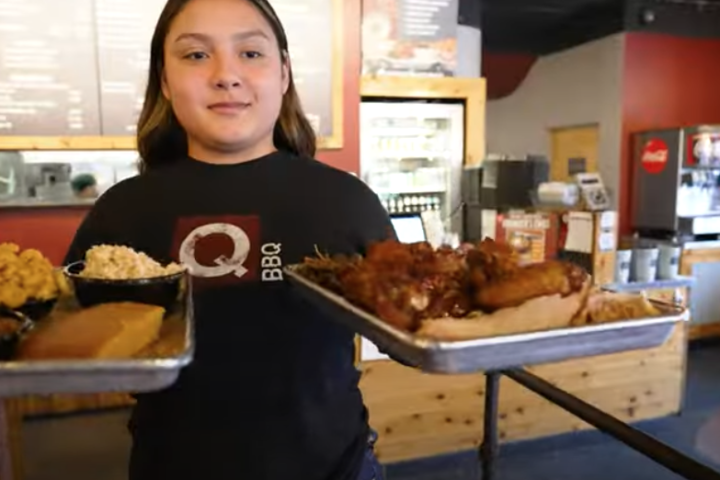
[360,322,686,462]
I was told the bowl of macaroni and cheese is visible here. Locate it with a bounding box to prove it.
[64,245,187,310]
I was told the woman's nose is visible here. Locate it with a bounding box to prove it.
[214,77,241,89]
[211,58,242,89]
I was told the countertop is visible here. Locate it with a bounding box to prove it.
[604,276,695,292]
[682,241,720,250]
[0,199,95,209]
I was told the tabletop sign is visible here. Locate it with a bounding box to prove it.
[0,0,101,135]
[497,212,554,265]
[94,0,167,135]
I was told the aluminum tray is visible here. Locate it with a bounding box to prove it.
[0,274,194,396]
[285,266,689,374]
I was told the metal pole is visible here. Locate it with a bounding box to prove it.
[504,368,720,480]
[479,372,500,480]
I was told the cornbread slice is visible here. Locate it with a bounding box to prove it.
[19,302,165,360]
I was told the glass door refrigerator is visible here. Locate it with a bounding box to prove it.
[360,100,465,237]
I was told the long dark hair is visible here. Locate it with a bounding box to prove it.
[136,0,316,172]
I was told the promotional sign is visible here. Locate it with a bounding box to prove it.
[361,0,459,77]
[495,212,557,265]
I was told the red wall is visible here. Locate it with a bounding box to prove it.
[0,208,88,265]
[619,32,720,234]
[482,51,537,100]
[316,0,360,173]
[0,0,361,265]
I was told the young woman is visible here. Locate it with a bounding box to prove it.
[64,0,393,478]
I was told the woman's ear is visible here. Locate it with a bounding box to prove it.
[281,52,290,94]
[161,70,170,100]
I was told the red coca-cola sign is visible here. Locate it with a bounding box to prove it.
[641,138,669,174]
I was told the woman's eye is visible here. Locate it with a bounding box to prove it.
[183,51,208,60]
[241,51,262,59]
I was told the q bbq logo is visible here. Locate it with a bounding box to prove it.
[172,215,283,288]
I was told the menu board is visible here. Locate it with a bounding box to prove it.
[273,0,336,139]
[0,0,101,135]
[0,0,341,145]
[94,0,166,135]
[362,0,459,77]
[94,0,339,142]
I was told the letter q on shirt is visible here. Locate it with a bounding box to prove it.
[172,215,262,289]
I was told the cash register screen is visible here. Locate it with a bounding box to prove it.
[390,214,427,243]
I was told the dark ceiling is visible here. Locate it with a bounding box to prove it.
[478,0,720,55]
[481,0,624,54]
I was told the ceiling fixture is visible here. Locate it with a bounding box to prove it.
[640,8,656,24]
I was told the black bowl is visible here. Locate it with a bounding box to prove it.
[0,308,34,361]
[16,298,57,322]
[63,261,185,311]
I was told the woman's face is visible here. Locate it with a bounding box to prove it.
[162,0,289,161]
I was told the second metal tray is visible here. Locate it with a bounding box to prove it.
[285,266,689,374]
[0,274,195,397]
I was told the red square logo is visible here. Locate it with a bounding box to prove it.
[172,215,261,289]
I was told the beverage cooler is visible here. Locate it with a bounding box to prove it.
[360,100,465,235]
[632,125,720,239]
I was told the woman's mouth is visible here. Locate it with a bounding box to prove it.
[208,102,250,114]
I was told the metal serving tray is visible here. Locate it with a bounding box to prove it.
[0,274,195,397]
[285,266,689,374]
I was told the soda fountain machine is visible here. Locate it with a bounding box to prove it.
[632,125,720,240]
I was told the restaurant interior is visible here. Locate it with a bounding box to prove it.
[1,0,720,479]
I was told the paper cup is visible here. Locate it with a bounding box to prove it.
[658,244,681,279]
[614,250,632,284]
[632,248,659,283]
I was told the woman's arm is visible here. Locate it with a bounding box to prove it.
[345,181,422,367]
[345,181,397,251]
[65,203,115,265]
[64,182,138,265]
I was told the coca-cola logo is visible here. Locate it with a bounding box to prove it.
[641,138,669,174]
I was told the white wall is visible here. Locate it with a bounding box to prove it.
[456,25,482,77]
[485,34,625,203]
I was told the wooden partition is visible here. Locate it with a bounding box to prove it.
[360,318,687,463]
[11,394,132,417]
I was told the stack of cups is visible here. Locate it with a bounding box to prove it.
[615,239,681,284]
[615,249,632,283]
[631,247,659,283]
[657,243,681,279]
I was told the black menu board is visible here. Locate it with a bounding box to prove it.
[94,0,166,135]
[273,0,337,141]
[94,0,340,144]
[0,0,101,135]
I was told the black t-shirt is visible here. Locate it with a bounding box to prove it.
[65,151,394,480]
